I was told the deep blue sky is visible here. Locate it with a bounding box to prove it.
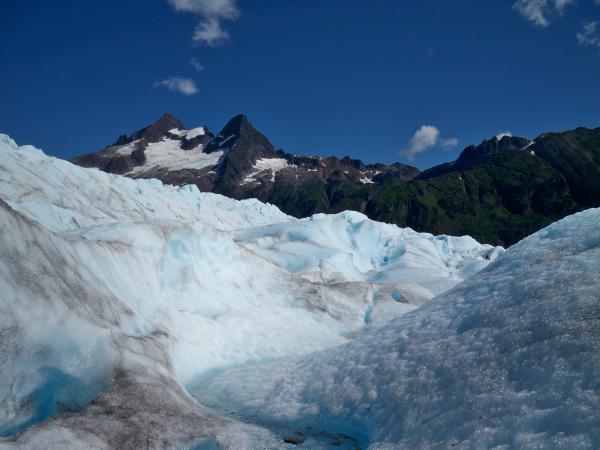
[1,0,599,169]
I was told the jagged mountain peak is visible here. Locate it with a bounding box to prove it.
[225,113,250,129]
[154,112,184,128]
[213,114,259,142]
[112,112,186,146]
[138,112,186,143]
[206,114,275,155]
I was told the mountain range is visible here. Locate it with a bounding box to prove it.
[72,113,600,246]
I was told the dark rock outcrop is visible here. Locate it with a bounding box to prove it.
[210,115,279,195]
[419,135,533,179]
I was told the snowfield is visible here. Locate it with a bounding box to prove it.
[115,132,225,174]
[0,133,598,448]
[128,139,225,174]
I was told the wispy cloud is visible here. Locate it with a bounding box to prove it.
[158,2,239,95]
[167,0,240,46]
[190,57,205,71]
[577,21,600,49]
[512,0,575,27]
[400,125,458,161]
[154,76,199,95]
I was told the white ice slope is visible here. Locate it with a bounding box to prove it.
[0,134,501,449]
[3,132,600,448]
[197,208,600,449]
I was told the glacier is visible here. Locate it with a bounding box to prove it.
[0,132,598,449]
[195,209,600,448]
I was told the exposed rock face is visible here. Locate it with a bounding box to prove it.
[71,145,146,175]
[180,131,213,151]
[110,113,187,147]
[419,135,533,179]
[135,112,186,143]
[209,114,279,196]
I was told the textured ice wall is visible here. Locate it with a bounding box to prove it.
[0,134,502,448]
[196,208,600,449]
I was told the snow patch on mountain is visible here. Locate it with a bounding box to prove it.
[167,127,206,140]
[243,157,296,183]
[115,139,142,155]
[186,127,206,140]
[215,134,235,147]
[168,128,186,137]
[522,140,535,151]
[127,138,223,174]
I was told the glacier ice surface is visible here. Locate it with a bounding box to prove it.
[5,131,593,448]
[194,208,600,448]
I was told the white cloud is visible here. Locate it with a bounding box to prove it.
[577,21,600,49]
[167,0,239,46]
[512,0,575,27]
[400,125,458,161]
[442,137,460,147]
[496,131,513,140]
[193,17,229,46]
[190,57,204,71]
[154,76,199,95]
